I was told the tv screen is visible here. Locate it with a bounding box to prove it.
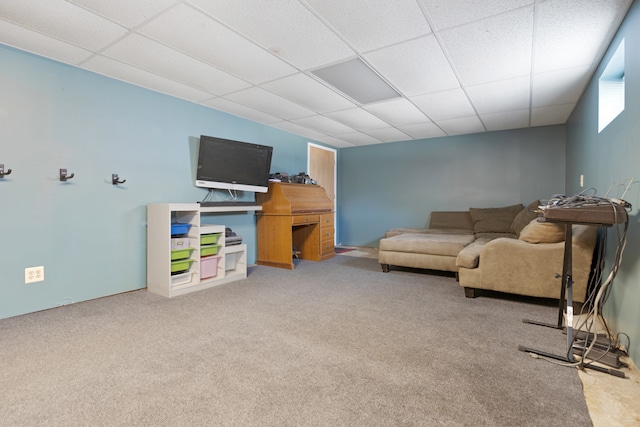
[195,135,273,193]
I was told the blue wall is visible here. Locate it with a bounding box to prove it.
[566,0,640,364]
[0,45,314,318]
[337,126,566,246]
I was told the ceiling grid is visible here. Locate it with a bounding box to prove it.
[0,0,632,147]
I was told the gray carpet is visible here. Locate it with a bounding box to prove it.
[0,256,591,426]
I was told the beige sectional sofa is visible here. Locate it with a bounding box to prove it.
[378,202,599,302]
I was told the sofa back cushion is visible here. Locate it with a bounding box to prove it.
[518,219,565,243]
[469,204,524,233]
[429,211,474,230]
[511,200,541,236]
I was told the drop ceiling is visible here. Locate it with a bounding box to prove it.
[0,0,632,148]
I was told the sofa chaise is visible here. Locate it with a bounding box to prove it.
[379,202,598,302]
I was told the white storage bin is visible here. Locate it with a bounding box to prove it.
[171,237,190,250]
[170,272,192,287]
[225,252,238,271]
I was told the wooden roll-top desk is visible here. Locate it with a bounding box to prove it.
[256,182,335,269]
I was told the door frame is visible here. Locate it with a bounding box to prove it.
[307,142,338,245]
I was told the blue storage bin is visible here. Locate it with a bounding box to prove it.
[171,223,192,236]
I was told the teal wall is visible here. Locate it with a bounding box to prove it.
[566,0,640,364]
[337,126,566,246]
[0,45,315,319]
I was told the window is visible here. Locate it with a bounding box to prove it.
[598,39,625,132]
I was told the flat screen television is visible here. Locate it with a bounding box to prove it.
[195,135,273,193]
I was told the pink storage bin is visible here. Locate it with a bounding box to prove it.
[201,255,221,279]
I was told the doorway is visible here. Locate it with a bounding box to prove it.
[308,143,337,244]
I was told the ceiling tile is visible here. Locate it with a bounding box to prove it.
[304,0,431,52]
[224,87,317,120]
[532,66,591,108]
[202,98,283,125]
[0,20,93,65]
[465,76,530,114]
[69,0,177,29]
[531,103,576,127]
[0,0,128,51]
[139,4,296,84]
[397,122,447,139]
[269,121,332,141]
[364,127,413,143]
[262,73,356,113]
[365,35,459,96]
[83,55,215,102]
[412,88,476,121]
[436,115,485,135]
[480,109,530,131]
[101,34,251,95]
[534,0,632,73]
[326,108,392,132]
[364,99,431,127]
[418,0,534,30]
[188,0,354,70]
[338,132,384,146]
[291,115,355,135]
[440,7,533,86]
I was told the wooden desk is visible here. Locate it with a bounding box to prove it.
[256,182,334,269]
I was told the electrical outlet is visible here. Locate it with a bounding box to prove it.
[25,266,44,284]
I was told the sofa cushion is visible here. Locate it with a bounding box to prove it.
[429,211,474,230]
[456,235,517,268]
[385,227,473,238]
[379,233,475,257]
[473,232,517,240]
[511,200,541,236]
[469,204,524,233]
[456,238,489,269]
[518,219,565,243]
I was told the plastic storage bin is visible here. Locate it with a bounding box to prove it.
[201,233,221,245]
[200,244,221,257]
[171,247,194,261]
[171,259,194,274]
[225,252,238,270]
[170,223,192,236]
[170,272,192,287]
[201,255,221,279]
[171,237,190,249]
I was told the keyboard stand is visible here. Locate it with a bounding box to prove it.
[521,223,576,359]
[518,204,627,378]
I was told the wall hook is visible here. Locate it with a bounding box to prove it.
[0,164,12,178]
[59,168,75,181]
[112,174,126,185]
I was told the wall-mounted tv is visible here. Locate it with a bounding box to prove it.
[195,135,273,193]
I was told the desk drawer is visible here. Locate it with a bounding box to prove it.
[321,239,335,256]
[292,214,319,225]
[321,227,334,240]
[320,214,334,227]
